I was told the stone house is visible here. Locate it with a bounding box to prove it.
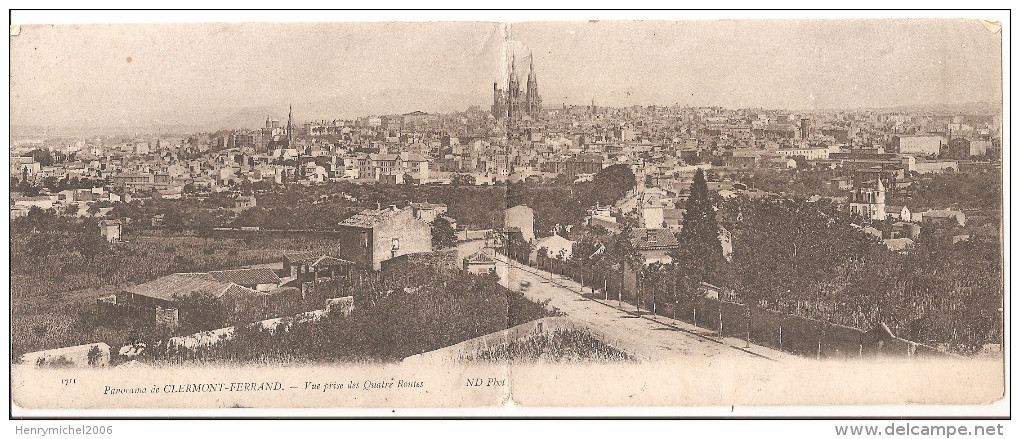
[463,250,497,275]
[98,219,123,243]
[337,205,432,270]
[505,205,535,243]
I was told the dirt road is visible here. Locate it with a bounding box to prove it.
[491,253,798,363]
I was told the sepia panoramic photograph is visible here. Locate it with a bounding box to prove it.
[7,11,1008,416]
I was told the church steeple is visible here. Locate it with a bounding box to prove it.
[493,48,541,121]
[508,53,520,90]
[507,52,521,121]
[528,51,536,82]
[525,51,541,118]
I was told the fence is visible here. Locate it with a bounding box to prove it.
[533,254,633,302]
[97,296,182,331]
[675,296,950,359]
[457,229,491,241]
[530,254,953,360]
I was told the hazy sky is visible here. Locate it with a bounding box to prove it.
[10,19,1002,128]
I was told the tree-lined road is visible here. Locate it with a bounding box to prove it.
[490,253,799,363]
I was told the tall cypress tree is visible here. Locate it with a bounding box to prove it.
[673,168,724,282]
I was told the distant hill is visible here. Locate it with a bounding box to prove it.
[202,88,486,131]
[879,101,1003,116]
[13,95,1001,137]
[300,87,486,120]
[12,88,488,136]
[202,106,277,132]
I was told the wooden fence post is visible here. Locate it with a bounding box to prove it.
[580,266,584,295]
[745,305,751,348]
[817,325,823,360]
[619,268,624,307]
[636,275,641,312]
[652,282,656,316]
[718,301,723,335]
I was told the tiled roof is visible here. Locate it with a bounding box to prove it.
[369,153,400,161]
[409,202,447,210]
[401,153,428,162]
[17,196,56,202]
[290,255,355,267]
[339,207,404,228]
[464,251,496,265]
[126,273,233,301]
[222,283,265,299]
[208,268,281,287]
[630,228,679,249]
[283,251,321,263]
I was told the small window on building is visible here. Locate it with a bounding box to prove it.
[361,231,368,248]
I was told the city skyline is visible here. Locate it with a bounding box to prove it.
[9,16,1007,418]
[11,19,1002,131]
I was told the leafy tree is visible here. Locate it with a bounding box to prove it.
[719,197,876,311]
[42,176,59,191]
[27,149,53,166]
[590,164,636,206]
[506,181,528,207]
[191,210,221,244]
[505,233,534,263]
[74,221,110,263]
[791,155,809,169]
[571,235,605,265]
[451,174,474,187]
[431,216,458,249]
[605,224,640,266]
[62,203,79,216]
[86,345,103,366]
[163,209,185,233]
[552,173,575,185]
[536,246,549,263]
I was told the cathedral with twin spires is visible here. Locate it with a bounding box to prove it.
[492,52,542,121]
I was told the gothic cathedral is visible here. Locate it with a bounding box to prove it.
[492,52,542,122]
